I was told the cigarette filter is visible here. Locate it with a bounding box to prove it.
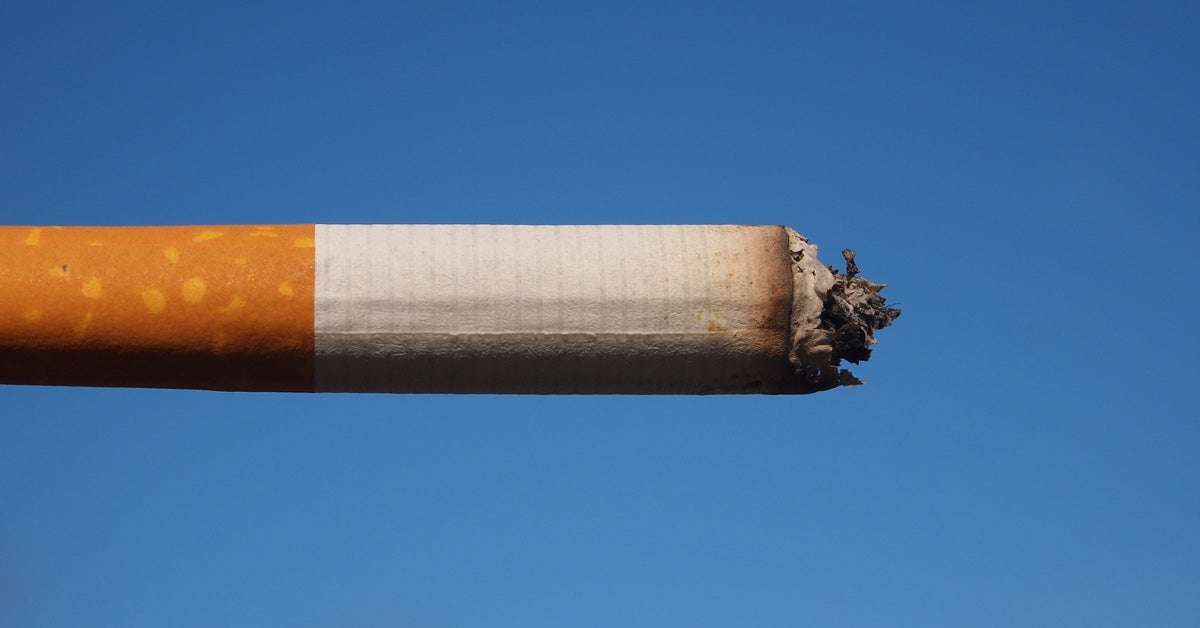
[0,224,898,394]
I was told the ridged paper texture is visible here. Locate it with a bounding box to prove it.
[314,224,795,393]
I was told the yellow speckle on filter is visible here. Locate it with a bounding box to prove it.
[74,312,94,337]
[88,241,104,247]
[81,278,103,299]
[218,295,246,313]
[212,331,228,353]
[182,277,207,303]
[192,231,224,243]
[249,230,278,237]
[278,282,294,297]
[234,257,247,265]
[24,228,41,245]
[293,236,314,248]
[141,288,166,314]
[163,247,180,263]
[48,265,70,279]
[23,308,42,322]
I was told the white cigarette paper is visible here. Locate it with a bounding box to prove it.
[314,224,897,394]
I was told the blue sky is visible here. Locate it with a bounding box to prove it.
[2,1,1198,626]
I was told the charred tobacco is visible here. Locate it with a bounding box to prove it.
[821,249,901,368]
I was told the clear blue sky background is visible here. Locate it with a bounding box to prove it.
[2,1,1198,626]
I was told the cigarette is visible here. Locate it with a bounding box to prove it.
[0,224,898,394]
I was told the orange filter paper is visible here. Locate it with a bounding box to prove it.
[0,225,315,391]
